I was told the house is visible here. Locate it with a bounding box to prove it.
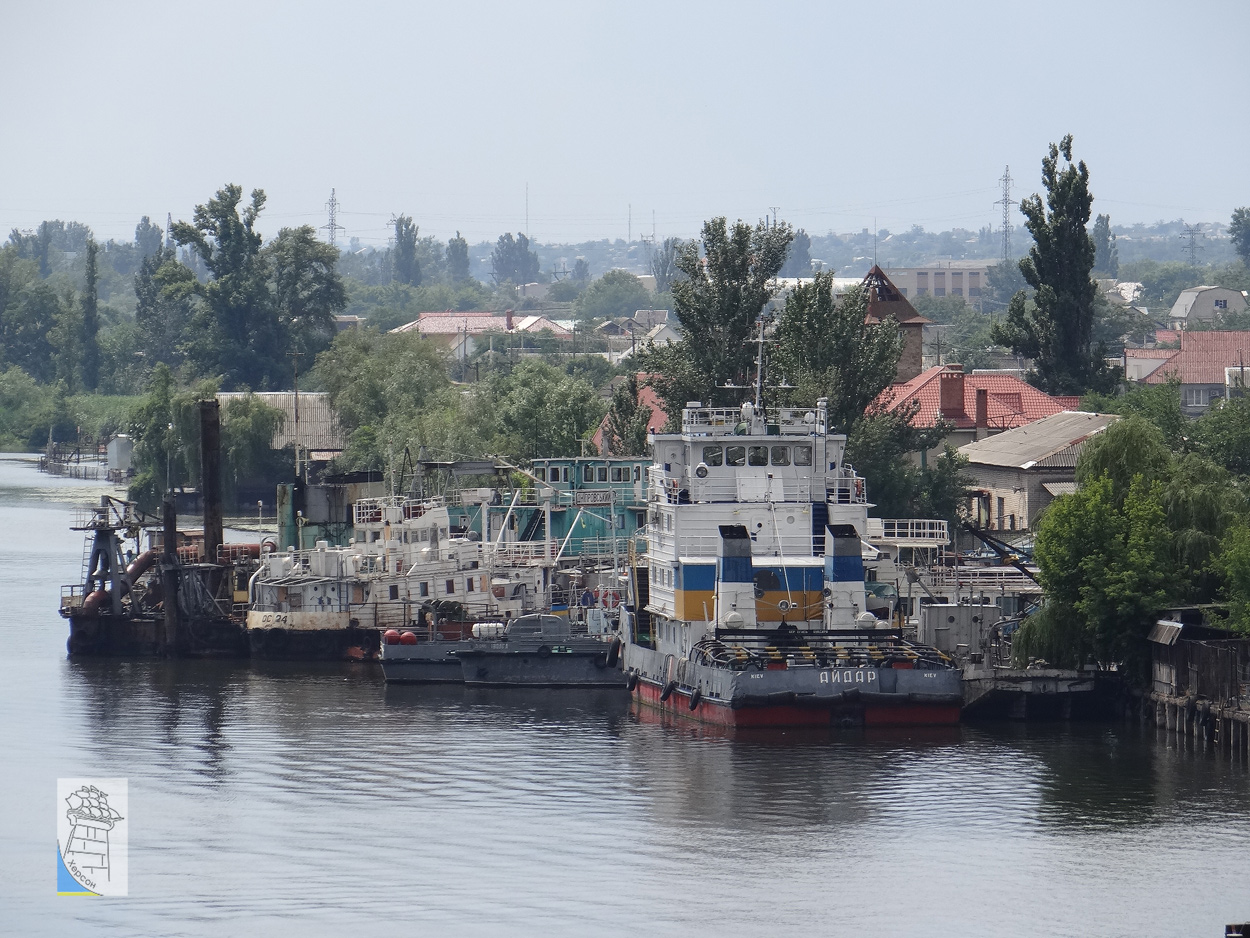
[862,266,930,382]
[880,261,993,305]
[1141,330,1250,415]
[391,310,572,358]
[957,411,1119,531]
[632,309,671,330]
[1124,347,1179,381]
[874,364,1081,453]
[1168,286,1248,329]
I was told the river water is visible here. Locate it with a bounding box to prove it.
[2,454,1248,937]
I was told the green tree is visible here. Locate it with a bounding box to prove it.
[575,269,651,321]
[1080,380,1186,450]
[1230,207,1250,267]
[80,239,100,391]
[1194,396,1250,476]
[220,393,286,502]
[1019,474,1173,670]
[135,216,163,259]
[780,228,812,277]
[602,373,652,456]
[1218,521,1250,634]
[982,259,1027,312]
[134,246,194,371]
[392,215,420,286]
[1092,213,1118,277]
[643,217,791,421]
[773,279,902,428]
[990,135,1116,395]
[490,232,540,285]
[0,249,58,382]
[266,225,347,366]
[1074,415,1172,504]
[572,258,591,284]
[649,238,682,293]
[447,231,470,283]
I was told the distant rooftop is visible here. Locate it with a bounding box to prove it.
[958,411,1118,470]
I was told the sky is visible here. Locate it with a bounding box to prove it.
[2,0,1247,248]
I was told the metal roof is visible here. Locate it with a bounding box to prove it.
[957,411,1119,470]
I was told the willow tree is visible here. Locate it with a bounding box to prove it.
[991,135,1116,395]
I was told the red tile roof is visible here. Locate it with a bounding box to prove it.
[1143,330,1250,385]
[1126,347,1181,360]
[875,366,1074,430]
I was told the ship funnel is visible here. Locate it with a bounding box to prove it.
[824,524,868,628]
[716,524,757,628]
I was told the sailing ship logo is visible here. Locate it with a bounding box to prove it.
[57,778,128,896]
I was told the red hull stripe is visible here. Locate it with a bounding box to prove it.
[633,678,960,728]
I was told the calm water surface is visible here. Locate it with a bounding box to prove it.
[2,455,1249,937]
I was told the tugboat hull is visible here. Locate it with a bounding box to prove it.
[245,612,381,661]
[458,645,627,688]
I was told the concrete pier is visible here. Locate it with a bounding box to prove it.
[962,667,1098,719]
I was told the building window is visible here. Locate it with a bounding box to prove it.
[420,582,429,597]
[1215,299,1228,309]
[1009,515,1016,531]
[934,288,946,297]
[389,585,399,600]
[466,577,474,592]
[997,496,1005,529]
[445,579,455,594]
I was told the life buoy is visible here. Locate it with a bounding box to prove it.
[605,636,622,668]
[626,671,639,691]
[660,680,677,702]
[594,588,621,609]
[688,687,703,711]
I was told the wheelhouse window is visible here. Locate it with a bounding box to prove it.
[597,466,608,482]
[770,446,790,466]
[726,446,746,467]
[583,465,594,483]
[534,468,546,481]
[793,445,812,466]
[612,467,627,482]
[702,445,723,466]
[633,465,642,481]
[748,446,768,466]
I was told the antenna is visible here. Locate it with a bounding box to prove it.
[1180,223,1204,266]
[165,212,173,250]
[321,189,344,246]
[994,166,1015,262]
[769,206,781,229]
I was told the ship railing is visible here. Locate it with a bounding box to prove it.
[347,599,499,634]
[865,519,950,546]
[925,567,1041,594]
[679,406,826,437]
[648,532,817,558]
[354,495,448,525]
[61,584,87,611]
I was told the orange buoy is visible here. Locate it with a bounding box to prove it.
[383,629,402,645]
[399,631,418,645]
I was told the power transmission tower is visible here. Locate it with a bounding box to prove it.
[321,188,344,246]
[1180,223,1205,266]
[165,212,173,250]
[994,166,1016,263]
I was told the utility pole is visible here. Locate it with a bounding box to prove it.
[289,351,303,481]
[1181,223,1205,266]
[628,203,632,243]
[769,206,781,229]
[995,166,1015,263]
[321,189,344,246]
[525,182,529,240]
[165,212,174,250]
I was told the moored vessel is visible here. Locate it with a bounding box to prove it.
[622,396,962,727]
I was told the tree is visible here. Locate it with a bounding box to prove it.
[1074,415,1172,505]
[1018,474,1173,670]
[491,232,540,285]
[1231,207,1250,267]
[772,279,902,428]
[392,215,421,286]
[134,246,193,371]
[990,135,1116,395]
[266,225,347,366]
[1218,521,1250,634]
[650,238,682,293]
[172,184,270,386]
[1080,380,1186,450]
[1091,213,1118,277]
[647,217,791,419]
[574,269,651,321]
[780,228,812,277]
[447,231,470,283]
[1194,396,1250,476]
[982,259,1027,312]
[80,239,100,391]
[572,258,590,283]
[602,373,652,456]
[135,216,163,259]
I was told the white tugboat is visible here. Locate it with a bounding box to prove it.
[622,395,962,727]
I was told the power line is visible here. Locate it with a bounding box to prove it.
[1180,223,1205,266]
[320,188,345,246]
[994,166,1016,263]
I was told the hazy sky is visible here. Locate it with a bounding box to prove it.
[3,0,1247,248]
